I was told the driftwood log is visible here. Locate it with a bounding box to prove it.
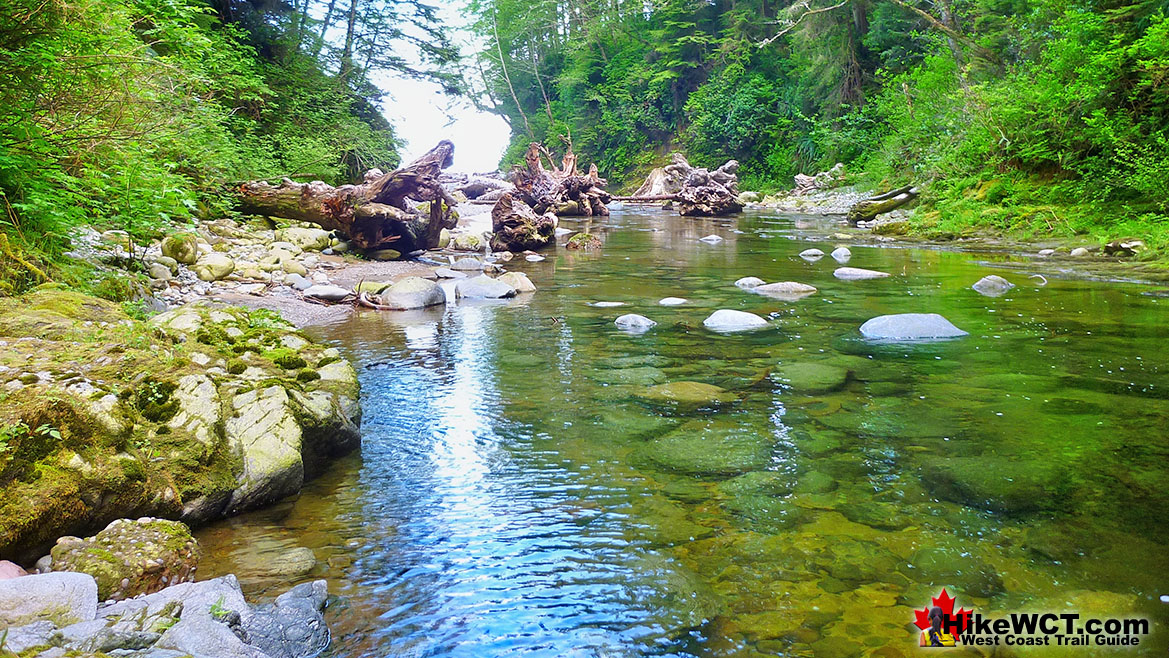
[793,163,845,195]
[625,154,744,217]
[510,141,611,217]
[237,141,459,254]
[489,193,558,252]
[847,185,919,226]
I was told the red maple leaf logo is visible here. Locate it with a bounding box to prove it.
[914,588,972,633]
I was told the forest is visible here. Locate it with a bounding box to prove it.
[3,0,1169,298]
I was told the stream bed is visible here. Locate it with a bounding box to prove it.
[196,209,1169,657]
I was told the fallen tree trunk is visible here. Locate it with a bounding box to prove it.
[237,141,459,254]
[847,185,919,225]
[511,141,611,217]
[489,193,557,252]
[675,157,744,217]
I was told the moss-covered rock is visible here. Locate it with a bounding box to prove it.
[50,517,199,600]
[0,294,361,562]
[639,418,774,476]
[565,232,602,250]
[161,233,199,265]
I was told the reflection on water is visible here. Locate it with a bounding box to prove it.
[197,210,1169,657]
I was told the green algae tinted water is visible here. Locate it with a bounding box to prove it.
[196,209,1169,657]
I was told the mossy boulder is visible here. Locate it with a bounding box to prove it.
[161,233,198,265]
[274,226,331,251]
[0,295,361,562]
[635,381,735,412]
[774,363,849,394]
[919,455,1076,514]
[566,232,602,250]
[50,517,199,600]
[191,253,235,282]
[640,418,774,476]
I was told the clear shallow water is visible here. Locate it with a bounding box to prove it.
[197,209,1169,657]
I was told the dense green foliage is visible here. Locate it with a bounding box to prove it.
[0,0,453,293]
[471,0,1169,251]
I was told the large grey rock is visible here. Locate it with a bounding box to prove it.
[615,314,657,332]
[99,575,250,624]
[240,580,330,658]
[449,257,486,271]
[497,271,536,293]
[155,615,270,658]
[972,274,1015,297]
[833,267,890,280]
[830,247,851,262]
[456,275,517,299]
[1,621,56,652]
[302,284,351,302]
[750,281,817,300]
[192,254,235,282]
[0,572,98,627]
[859,313,968,341]
[376,276,445,310]
[799,248,824,261]
[703,309,769,332]
[226,386,304,512]
[734,276,765,289]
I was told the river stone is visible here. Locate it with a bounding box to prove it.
[775,363,849,394]
[525,253,545,262]
[734,276,765,289]
[270,240,302,255]
[833,266,889,280]
[225,386,305,512]
[274,227,331,252]
[703,309,769,332]
[590,301,624,307]
[302,284,351,302]
[641,418,773,476]
[0,560,28,579]
[972,274,1015,297]
[615,314,656,332]
[438,228,451,248]
[830,246,851,262]
[919,455,1072,514]
[0,572,98,627]
[450,257,485,271]
[859,313,968,340]
[794,470,838,494]
[1038,248,1055,256]
[271,548,317,577]
[161,234,198,265]
[156,614,270,658]
[452,233,485,251]
[456,274,517,299]
[636,381,734,411]
[1,621,56,653]
[498,271,537,293]
[751,281,817,300]
[281,259,308,276]
[1070,247,1090,257]
[658,297,688,305]
[799,248,824,261]
[699,234,724,244]
[148,262,173,281]
[377,276,445,310]
[434,267,466,279]
[240,580,330,658]
[356,280,392,294]
[192,253,235,281]
[153,255,179,274]
[901,546,1004,598]
[50,518,200,601]
[367,248,402,261]
[284,273,311,290]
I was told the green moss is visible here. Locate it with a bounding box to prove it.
[316,355,340,368]
[296,368,320,383]
[132,379,179,423]
[226,358,247,375]
[196,324,235,347]
[264,348,307,370]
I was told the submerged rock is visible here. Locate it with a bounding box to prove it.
[49,518,199,601]
[972,274,1015,297]
[376,276,445,310]
[450,257,486,271]
[699,234,724,244]
[920,455,1073,514]
[615,314,657,332]
[636,381,735,411]
[641,418,772,476]
[901,545,1004,598]
[703,309,769,332]
[774,362,849,394]
[456,275,517,299]
[833,267,889,280]
[734,276,765,289]
[859,313,968,340]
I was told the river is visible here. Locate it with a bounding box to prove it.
[196,208,1169,657]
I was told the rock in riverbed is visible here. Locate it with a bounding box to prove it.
[859,313,968,340]
[302,284,352,302]
[659,297,688,306]
[0,571,97,627]
[750,281,817,300]
[972,274,1015,297]
[615,314,657,332]
[703,309,769,332]
[375,276,445,310]
[498,271,537,293]
[830,247,851,262]
[799,248,824,261]
[734,276,765,289]
[456,275,517,299]
[834,267,890,280]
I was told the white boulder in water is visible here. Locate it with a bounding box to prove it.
[525,254,546,262]
[590,301,625,308]
[834,267,891,280]
[859,313,968,340]
[659,297,688,306]
[455,275,517,299]
[703,309,769,332]
[699,234,724,244]
[734,276,765,289]
[302,284,352,302]
[830,247,851,262]
[615,314,657,332]
[799,249,824,261]
[972,275,1015,297]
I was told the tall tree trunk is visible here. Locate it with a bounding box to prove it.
[340,0,358,79]
[314,0,338,56]
[493,9,535,138]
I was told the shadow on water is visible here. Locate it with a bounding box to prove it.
[196,209,1169,657]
